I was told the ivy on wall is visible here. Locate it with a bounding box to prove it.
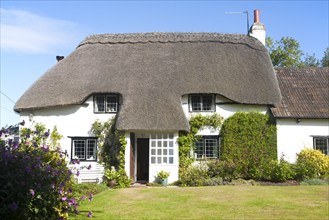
[91,118,130,187]
[177,113,224,176]
[220,112,277,180]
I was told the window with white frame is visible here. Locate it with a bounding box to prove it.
[189,94,215,112]
[150,133,174,165]
[94,94,118,113]
[313,136,329,155]
[71,138,97,161]
[195,136,219,159]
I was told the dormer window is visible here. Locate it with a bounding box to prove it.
[94,94,118,113]
[189,94,215,112]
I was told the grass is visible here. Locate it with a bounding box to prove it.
[72,185,329,219]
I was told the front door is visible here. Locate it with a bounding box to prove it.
[137,138,149,181]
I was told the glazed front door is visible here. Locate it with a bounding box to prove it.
[137,138,149,181]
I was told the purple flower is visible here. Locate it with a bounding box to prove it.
[80,195,86,200]
[33,142,38,147]
[29,189,35,197]
[61,196,67,201]
[26,133,30,138]
[68,188,73,193]
[87,211,93,218]
[59,188,63,195]
[88,193,94,201]
[44,131,50,137]
[8,139,13,146]
[76,170,80,177]
[87,164,92,170]
[8,202,18,211]
[68,198,76,206]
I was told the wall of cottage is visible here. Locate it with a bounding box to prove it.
[181,94,269,136]
[276,118,329,163]
[19,96,111,182]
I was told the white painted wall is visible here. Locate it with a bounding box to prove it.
[181,94,268,122]
[19,96,114,181]
[276,118,329,163]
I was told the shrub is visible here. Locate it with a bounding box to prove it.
[179,162,209,186]
[262,157,295,182]
[300,178,329,185]
[220,112,277,180]
[295,149,329,180]
[0,124,93,219]
[207,160,239,181]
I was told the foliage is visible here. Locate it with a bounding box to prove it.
[262,157,296,182]
[91,119,131,188]
[321,47,329,67]
[0,124,93,219]
[157,171,170,180]
[177,113,223,177]
[220,112,277,180]
[178,162,209,186]
[207,159,239,181]
[266,36,304,67]
[295,149,329,180]
[302,53,320,67]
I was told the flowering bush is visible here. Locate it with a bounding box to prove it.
[0,123,93,219]
[295,148,329,180]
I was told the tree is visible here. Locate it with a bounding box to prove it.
[302,53,320,67]
[266,37,304,67]
[321,47,329,67]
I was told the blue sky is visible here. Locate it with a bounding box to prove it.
[1,1,328,127]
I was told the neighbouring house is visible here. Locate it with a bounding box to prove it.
[14,10,283,183]
[271,67,329,162]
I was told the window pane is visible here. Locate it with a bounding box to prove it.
[169,157,174,164]
[314,138,328,155]
[205,139,218,158]
[163,141,168,148]
[191,95,202,111]
[157,157,162,164]
[151,141,156,148]
[169,149,174,155]
[163,149,168,155]
[106,95,117,112]
[163,157,168,164]
[202,95,213,111]
[151,149,156,155]
[74,140,85,159]
[195,140,204,159]
[157,141,162,148]
[151,157,156,164]
[169,141,173,147]
[86,139,96,160]
[157,149,162,155]
[95,96,105,112]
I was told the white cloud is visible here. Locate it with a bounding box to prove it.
[0,8,80,54]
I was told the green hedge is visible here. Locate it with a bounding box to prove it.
[220,112,277,179]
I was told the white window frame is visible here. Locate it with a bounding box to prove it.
[313,136,329,156]
[189,94,215,112]
[94,94,118,113]
[150,133,174,165]
[71,138,97,161]
[195,136,219,159]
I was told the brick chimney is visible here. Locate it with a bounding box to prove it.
[249,9,266,46]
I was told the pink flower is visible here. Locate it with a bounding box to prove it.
[29,189,35,197]
[87,211,93,218]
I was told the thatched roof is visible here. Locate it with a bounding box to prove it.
[15,32,281,131]
[271,67,329,119]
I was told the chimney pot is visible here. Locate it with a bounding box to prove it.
[56,56,64,62]
[254,9,260,23]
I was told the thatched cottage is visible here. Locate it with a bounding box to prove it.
[14,10,328,183]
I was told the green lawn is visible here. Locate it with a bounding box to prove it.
[72,185,328,220]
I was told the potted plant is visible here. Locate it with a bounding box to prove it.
[157,171,170,186]
[104,166,118,188]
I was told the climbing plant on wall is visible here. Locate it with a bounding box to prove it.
[177,113,224,176]
[220,112,277,180]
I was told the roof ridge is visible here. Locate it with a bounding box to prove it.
[78,32,251,48]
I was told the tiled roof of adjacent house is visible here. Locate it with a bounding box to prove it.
[271,67,329,119]
[15,32,281,131]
